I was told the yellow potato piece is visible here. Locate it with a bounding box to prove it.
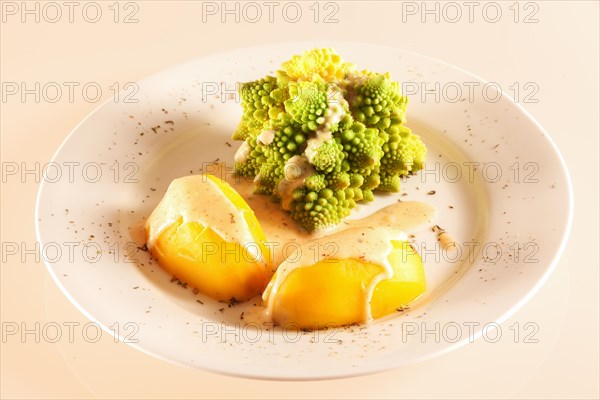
[147,175,273,302]
[269,241,425,329]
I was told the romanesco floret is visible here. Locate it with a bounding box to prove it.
[281,48,355,82]
[290,186,356,232]
[349,73,408,129]
[325,163,351,190]
[379,124,427,180]
[233,76,287,140]
[378,174,401,193]
[284,81,329,132]
[231,48,427,232]
[306,138,345,173]
[254,161,283,195]
[261,115,305,162]
[305,174,327,191]
[234,137,261,177]
[340,122,384,174]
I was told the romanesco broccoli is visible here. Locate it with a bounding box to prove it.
[232,48,427,232]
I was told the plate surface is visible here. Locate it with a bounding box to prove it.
[35,42,572,380]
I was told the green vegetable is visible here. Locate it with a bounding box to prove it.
[232,48,427,232]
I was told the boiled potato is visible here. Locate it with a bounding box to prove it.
[145,174,272,302]
[264,239,425,329]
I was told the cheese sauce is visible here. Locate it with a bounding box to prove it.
[344,201,437,232]
[234,140,251,164]
[257,130,276,145]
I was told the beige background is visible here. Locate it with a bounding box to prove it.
[1,1,598,398]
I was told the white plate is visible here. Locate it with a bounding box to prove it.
[35,42,573,380]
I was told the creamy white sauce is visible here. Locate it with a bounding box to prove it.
[324,86,347,126]
[241,305,272,325]
[276,155,315,211]
[345,202,437,232]
[345,72,369,85]
[234,140,251,164]
[262,227,408,323]
[145,175,263,262]
[341,72,370,107]
[257,130,276,145]
[304,130,332,164]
